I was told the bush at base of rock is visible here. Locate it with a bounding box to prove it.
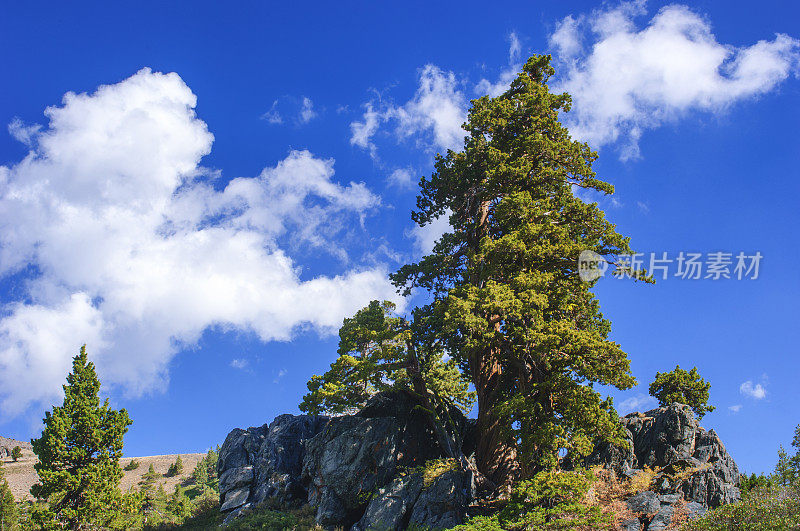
[453,469,612,531]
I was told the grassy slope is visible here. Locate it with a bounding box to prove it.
[2,446,206,501]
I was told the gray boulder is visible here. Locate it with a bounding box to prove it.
[626,491,660,515]
[218,414,328,513]
[218,389,476,529]
[408,470,475,530]
[302,390,469,528]
[353,473,425,531]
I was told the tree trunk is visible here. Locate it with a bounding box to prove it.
[473,351,520,490]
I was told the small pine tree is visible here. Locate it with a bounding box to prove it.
[123,459,140,471]
[649,365,715,419]
[191,457,208,487]
[0,463,19,531]
[10,447,21,463]
[167,455,183,477]
[166,485,191,520]
[30,345,132,529]
[775,444,799,487]
[139,463,160,491]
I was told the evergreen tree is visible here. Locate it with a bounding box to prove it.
[139,463,159,492]
[0,463,18,531]
[301,300,476,471]
[775,445,796,486]
[30,345,132,529]
[166,485,191,520]
[300,300,474,415]
[649,365,715,419]
[167,455,183,477]
[10,448,21,463]
[391,55,640,485]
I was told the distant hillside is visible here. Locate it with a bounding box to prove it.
[0,435,32,458]
[1,444,205,501]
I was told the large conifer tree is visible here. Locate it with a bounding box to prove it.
[392,55,641,486]
[31,345,132,528]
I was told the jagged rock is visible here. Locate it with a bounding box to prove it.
[626,491,660,514]
[586,403,740,510]
[218,389,476,528]
[221,486,250,512]
[218,414,328,513]
[648,505,674,531]
[408,470,475,530]
[353,473,425,531]
[302,389,469,528]
[619,518,641,531]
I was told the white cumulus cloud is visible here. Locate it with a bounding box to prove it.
[550,1,800,159]
[0,68,401,420]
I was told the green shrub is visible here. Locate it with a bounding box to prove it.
[11,446,22,462]
[124,459,141,471]
[681,485,800,530]
[454,469,612,530]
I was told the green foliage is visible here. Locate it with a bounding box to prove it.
[124,459,141,471]
[29,345,132,529]
[227,503,318,531]
[167,456,184,477]
[0,463,19,531]
[300,300,474,416]
[454,469,611,530]
[10,448,21,463]
[191,448,219,493]
[140,463,160,491]
[772,425,800,488]
[739,472,774,494]
[681,485,800,530]
[649,365,715,419]
[391,54,640,478]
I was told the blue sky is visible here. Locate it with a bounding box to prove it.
[1,1,798,475]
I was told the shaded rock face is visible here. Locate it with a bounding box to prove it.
[218,390,476,529]
[218,414,329,515]
[586,403,738,530]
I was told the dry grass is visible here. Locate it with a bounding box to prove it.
[588,467,640,529]
[1,447,205,501]
[626,466,659,495]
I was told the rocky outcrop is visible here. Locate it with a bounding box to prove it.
[218,390,476,529]
[586,403,740,530]
[219,398,739,530]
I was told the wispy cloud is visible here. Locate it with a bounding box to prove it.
[299,97,317,124]
[273,368,287,384]
[230,358,249,370]
[618,393,657,414]
[261,99,283,124]
[728,404,742,413]
[740,379,767,400]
